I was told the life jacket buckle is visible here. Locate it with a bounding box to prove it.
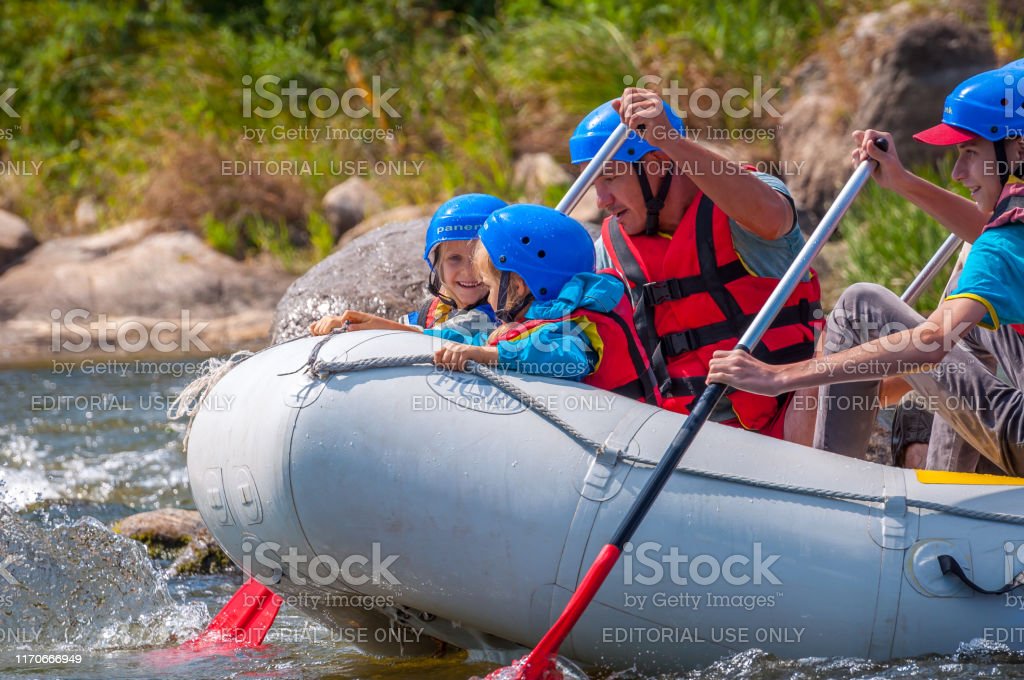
[663,328,700,356]
[642,280,682,306]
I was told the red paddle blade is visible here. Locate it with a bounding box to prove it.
[484,654,562,680]
[183,577,283,650]
[487,544,622,679]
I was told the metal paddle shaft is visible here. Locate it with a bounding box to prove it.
[508,139,888,680]
[901,233,962,305]
[555,123,629,215]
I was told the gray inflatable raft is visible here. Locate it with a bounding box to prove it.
[186,330,1024,672]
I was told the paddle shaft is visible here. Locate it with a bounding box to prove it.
[900,232,962,305]
[555,123,629,214]
[518,140,887,677]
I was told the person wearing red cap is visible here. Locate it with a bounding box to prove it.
[706,61,1024,473]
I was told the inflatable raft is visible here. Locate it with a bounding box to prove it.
[186,330,1024,672]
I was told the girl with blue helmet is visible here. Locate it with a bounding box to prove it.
[399,193,506,329]
[309,194,504,335]
[431,204,660,403]
[708,61,1024,474]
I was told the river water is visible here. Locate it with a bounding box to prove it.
[2,361,1024,679]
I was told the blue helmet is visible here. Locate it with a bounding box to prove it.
[914,60,1024,145]
[424,193,508,267]
[569,99,686,164]
[479,205,595,302]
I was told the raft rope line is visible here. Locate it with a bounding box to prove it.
[307,351,1024,528]
[167,350,255,447]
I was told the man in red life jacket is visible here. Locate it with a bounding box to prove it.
[570,88,822,440]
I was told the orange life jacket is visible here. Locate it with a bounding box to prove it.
[487,291,661,404]
[601,192,823,433]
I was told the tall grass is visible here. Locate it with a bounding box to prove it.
[0,0,1014,274]
[841,161,967,313]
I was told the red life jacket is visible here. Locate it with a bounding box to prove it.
[415,297,445,329]
[487,290,662,405]
[601,192,823,433]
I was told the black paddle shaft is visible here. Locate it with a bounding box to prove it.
[609,379,729,548]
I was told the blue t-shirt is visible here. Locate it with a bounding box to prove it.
[947,224,1024,329]
[595,172,807,279]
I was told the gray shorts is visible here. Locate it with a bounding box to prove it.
[813,282,1024,474]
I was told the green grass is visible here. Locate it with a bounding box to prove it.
[0,0,1015,276]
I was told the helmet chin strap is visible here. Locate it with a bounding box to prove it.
[633,161,673,236]
[428,270,459,309]
[495,271,534,323]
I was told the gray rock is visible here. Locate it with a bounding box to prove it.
[778,6,995,229]
[0,220,292,323]
[74,197,99,231]
[272,218,430,343]
[322,177,384,241]
[112,508,230,575]
[0,209,38,272]
[513,152,572,202]
[337,204,436,248]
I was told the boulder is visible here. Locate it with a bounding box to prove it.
[113,508,230,575]
[336,204,436,248]
[0,219,294,362]
[0,209,37,272]
[322,177,384,241]
[512,152,572,202]
[0,220,292,322]
[778,4,995,228]
[272,218,429,343]
[74,197,99,232]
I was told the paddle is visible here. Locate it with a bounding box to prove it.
[183,577,282,650]
[488,139,888,680]
[900,232,962,305]
[556,122,630,214]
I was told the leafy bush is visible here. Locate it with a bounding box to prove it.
[841,161,966,313]
[0,0,1015,275]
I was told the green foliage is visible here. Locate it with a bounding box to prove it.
[305,211,335,261]
[0,0,1016,276]
[842,161,966,313]
[200,213,241,258]
[987,0,1024,64]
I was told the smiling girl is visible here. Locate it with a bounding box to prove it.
[309,194,504,336]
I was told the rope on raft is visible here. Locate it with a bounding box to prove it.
[308,348,1024,527]
[167,350,254,447]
